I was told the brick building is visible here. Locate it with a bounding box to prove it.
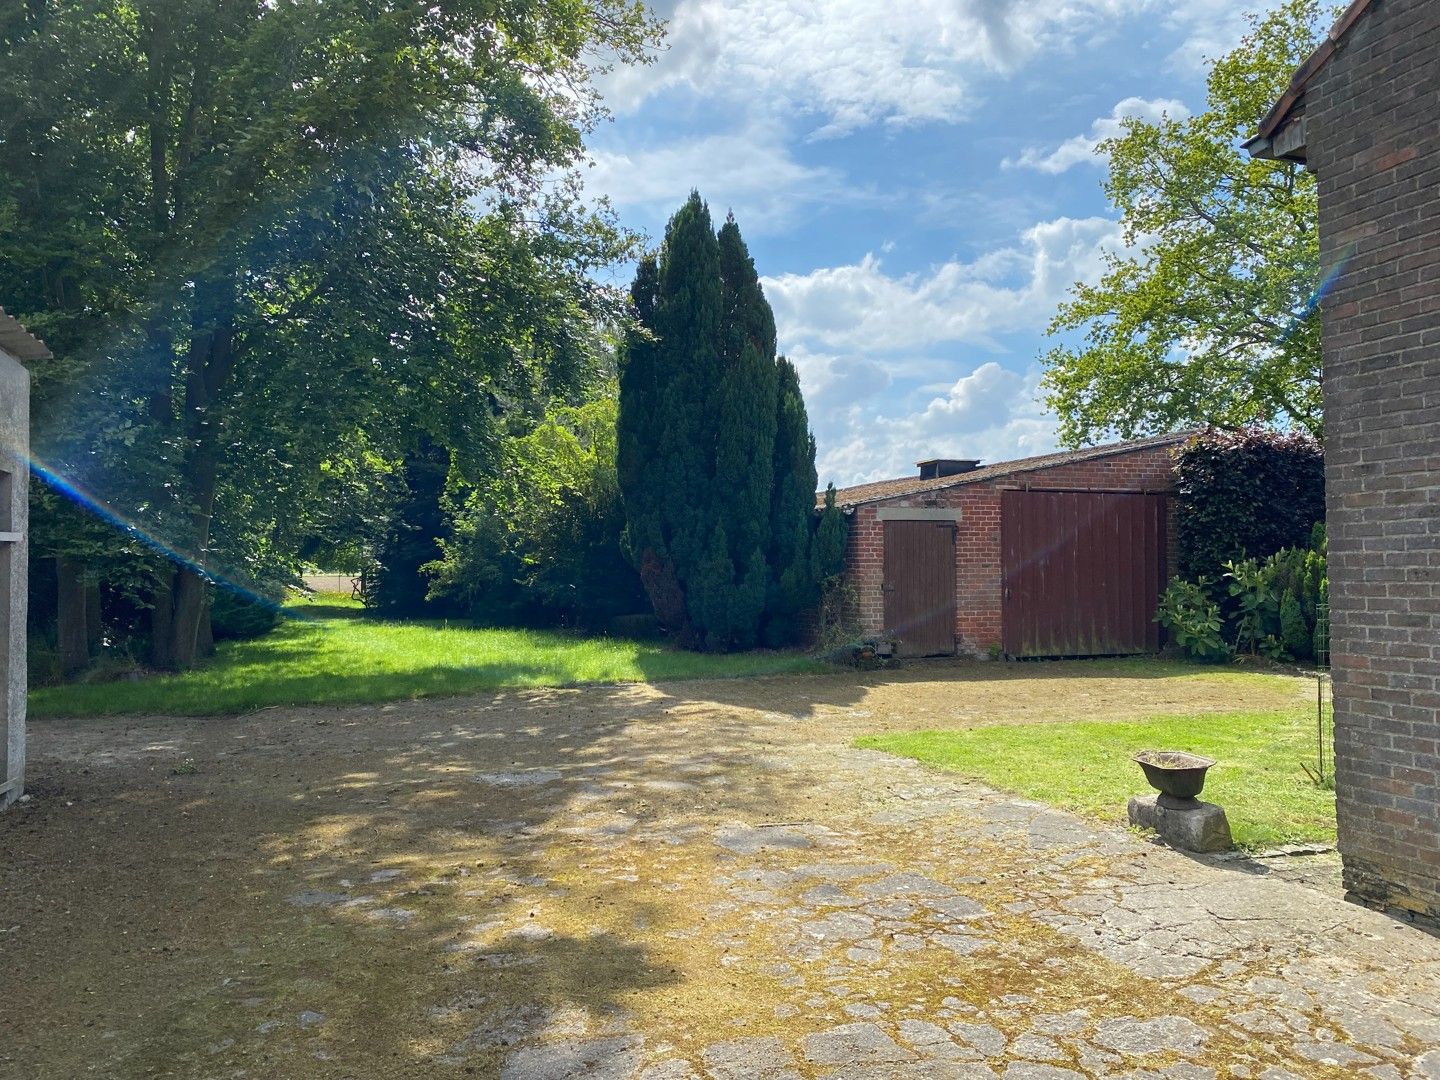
[1247,0,1439,921]
[825,433,1184,658]
[0,308,43,810]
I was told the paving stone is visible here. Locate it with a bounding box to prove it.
[1092,1016,1208,1057]
[802,884,863,907]
[858,872,955,899]
[1292,1040,1377,1066]
[1002,1065,1085,1080]
[714,825,815,855]
[801,911,877,943]
[927,896,988,921]
[701,1036,802,1079]
[1410,1049,1440,1079]
[474,770,563,788]
[947,1022,1007,1057]
[638,1060,699,1079]
[803,1023,918,1066]
[500,1036,644,1079]
[298,1010,326,1028]
[1009,1034,1065,1061]
[821,1064,998,1079]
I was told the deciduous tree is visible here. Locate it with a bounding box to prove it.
[1041,0,1328,445]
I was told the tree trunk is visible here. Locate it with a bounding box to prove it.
[57,556,89,677]
[85,570,103,656]
[151,569,176,671]
[196,592,214,658]
[160,277,237,670]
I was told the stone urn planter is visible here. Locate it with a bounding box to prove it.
[1128,750,1231,853]
[1132,750,1216,806]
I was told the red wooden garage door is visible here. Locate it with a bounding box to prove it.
[883,519,956,657]
[1001,490,1166,658]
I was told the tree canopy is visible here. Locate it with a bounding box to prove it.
[1,0,659,667]
[1041,0,1329,446]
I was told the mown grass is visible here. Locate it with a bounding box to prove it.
[857,707,1336,850]
[29,595,824,718]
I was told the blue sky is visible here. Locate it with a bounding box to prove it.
[583,0,1261,487]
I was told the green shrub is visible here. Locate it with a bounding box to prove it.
[1155,579,1229,661]
[211,588,282,641]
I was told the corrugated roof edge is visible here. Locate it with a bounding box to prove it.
[0,307,52,362]
[818,430,1196,510]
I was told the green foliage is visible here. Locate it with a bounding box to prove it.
[210,588,282,642]
[1155,579,1230,661]
[618,195,837,651]
[1222,538,1328,663]
[371,441,453,618]
[1279,589,1308,661]
[428,397,646,631]
[1041,0,1329,444]
[2,0,660,668]
[1174,428,1325,583]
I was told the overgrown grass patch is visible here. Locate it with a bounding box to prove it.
[30,595,824,718]
[857,708,1335,850]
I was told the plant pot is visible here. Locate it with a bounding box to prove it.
[1132,749,1216,801]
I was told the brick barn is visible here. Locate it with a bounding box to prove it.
[825,433,1186,658]
[1247,0,1439,924]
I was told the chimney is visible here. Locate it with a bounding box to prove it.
[917,458,981,480]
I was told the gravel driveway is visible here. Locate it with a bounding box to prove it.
[2,662,1436,1079]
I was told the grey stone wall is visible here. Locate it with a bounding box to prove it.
[1305,0,1440,921]
[0,347,28,809]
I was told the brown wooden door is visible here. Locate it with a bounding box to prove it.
[883,520,956,657]
[1001,490,1166,658]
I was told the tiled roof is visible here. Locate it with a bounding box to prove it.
[0,307,51,362]
[1253,0,1377,141]
[819,431,1194,509]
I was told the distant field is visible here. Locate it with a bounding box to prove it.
[29,595,824,718]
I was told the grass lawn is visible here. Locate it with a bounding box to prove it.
[857,707,1336,850]
[29,595,824,718]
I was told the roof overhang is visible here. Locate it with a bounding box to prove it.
[1246,0,1378,165]
[0,307,51,363]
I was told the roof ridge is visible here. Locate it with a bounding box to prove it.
[820,430,1194,509]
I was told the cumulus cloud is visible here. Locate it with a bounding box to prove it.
[601,0,1162,134]
[763,215,1124,354]
[1005,96,1189,174]
[806,361,1061,486]
[585,123,846,232]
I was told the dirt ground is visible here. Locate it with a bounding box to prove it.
[3,660,1436,1079]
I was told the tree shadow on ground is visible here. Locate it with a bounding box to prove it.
[0,676,848,1077]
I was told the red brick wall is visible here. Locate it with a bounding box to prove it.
[844,445,1177,656]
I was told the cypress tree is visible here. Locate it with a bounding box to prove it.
[710,213,778,648]
[765,356,820,645]
[619,193,839,651]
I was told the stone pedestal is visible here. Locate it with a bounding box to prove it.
[1128,793,1232,853]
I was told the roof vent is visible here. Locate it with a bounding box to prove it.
[917,458,981,480]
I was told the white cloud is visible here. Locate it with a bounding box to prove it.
[806,361,1060,486]
[1005,96,1189,174]
[586,123,845,232]
[602,0,1167,134]
[763,215,1125,354]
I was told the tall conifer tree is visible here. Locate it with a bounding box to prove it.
[619,193,843,650]
[766,356,820,645]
